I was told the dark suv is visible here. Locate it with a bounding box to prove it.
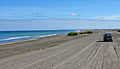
[103,33,113,42]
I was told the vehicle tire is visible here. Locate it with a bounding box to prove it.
[111,40,113,42]
[103,39,105,42]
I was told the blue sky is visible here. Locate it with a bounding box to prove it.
[0,0,120,31]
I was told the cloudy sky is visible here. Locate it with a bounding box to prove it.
[0,0,120,31]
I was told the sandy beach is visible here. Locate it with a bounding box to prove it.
[0,30,120,69]
[0,33,88,58]
[1,0,120,68]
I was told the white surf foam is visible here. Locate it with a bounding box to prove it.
[37,34,57,38]
[0,36,31,41]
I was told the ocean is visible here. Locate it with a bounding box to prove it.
[0,30,76,43]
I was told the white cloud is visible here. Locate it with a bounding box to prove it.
[32,13,43,17]
[69,13,80,16]
[90,16,120,20]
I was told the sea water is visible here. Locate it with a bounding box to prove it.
[0,30,76,43]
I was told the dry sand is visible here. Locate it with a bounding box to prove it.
[0,34,88,58]
[0,30,120,69]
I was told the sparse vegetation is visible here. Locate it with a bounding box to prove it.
[29,48,33,52]
[68,32,78,36]
[86,31,93,34]
[118,30,120,32]
[79,32,85,34]
[112,29,120,32]
[68,31,93,36]
[112,29,115,31]
[79,31,93,34]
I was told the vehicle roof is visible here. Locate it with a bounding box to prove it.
[104,33,112,34]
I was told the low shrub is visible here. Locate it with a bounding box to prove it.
[112,29,115,31]
[79,32,87,34]
[79,32,84,34]
[86,31,93,34]
[68,32,78,36]
[68,31,93,36]
[113,29,120,32]
[113,29,118,31]
[79,31,93,34]
[118,30,120,32]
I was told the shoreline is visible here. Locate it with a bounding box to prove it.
[0,34,57,45]
[0,33,88,58]
[0,29,99,44]
[0,30,77,44]
[0,34,59,45]
[0,29,100,46]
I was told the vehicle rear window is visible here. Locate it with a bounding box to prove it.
[104,34,111,36]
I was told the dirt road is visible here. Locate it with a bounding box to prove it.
[0,31,120,69]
